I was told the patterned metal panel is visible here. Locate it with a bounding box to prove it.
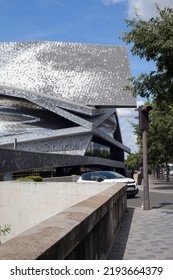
[0,41,135,107]
[15,135,92,156]
[0,148,125,174]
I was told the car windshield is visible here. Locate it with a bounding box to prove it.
[81,172,103,181]
[81,171,125,181]
[98,171,125,179]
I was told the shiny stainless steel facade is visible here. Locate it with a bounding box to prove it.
[0,41,136,175]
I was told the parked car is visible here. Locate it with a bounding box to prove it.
[164,170,173,176]
[77,171,138,197]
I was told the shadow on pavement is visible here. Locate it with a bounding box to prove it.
[149,176,173,191]
[152,202,173,209]
[153,186,173,190]
[108,207,135,260]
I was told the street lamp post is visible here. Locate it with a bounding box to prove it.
[139,105,153,210]
[142,130,150,210]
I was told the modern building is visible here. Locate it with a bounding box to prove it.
[0,41,136,178]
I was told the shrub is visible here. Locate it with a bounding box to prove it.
[0,224,11,244]
[17,175,43,182]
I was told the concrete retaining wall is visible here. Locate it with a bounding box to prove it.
[0,181,113,243]
[0,183,127,260]
[43,175,80,182]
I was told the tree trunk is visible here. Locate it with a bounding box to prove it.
[166,163,169,182]
[156,163,160,178]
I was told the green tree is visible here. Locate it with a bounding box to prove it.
[147,103,173,170]
[125,152,142,171]
[121,5,173,180]
[122,5,173,105]
[130,101,173,179]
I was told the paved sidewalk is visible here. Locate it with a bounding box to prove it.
[140,175,173,193]
[109,176,173,260]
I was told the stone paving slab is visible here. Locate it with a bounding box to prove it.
[109,207,173,260]
[145,175,173,193]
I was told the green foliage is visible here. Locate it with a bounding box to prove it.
[130,101,173,166]
[17,175,43,182]
[0,224,11,244]
[121,5,173,169]
[121,5,173,104]
[122,6,173,64]
[147,103,173,164]
[125,152,142,170]
[0,224,11,236]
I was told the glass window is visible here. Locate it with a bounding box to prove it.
[81,172,103,181]
[99,171,124,179]
[85,141,110,159]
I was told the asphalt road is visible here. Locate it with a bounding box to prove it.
[127,189,173,210]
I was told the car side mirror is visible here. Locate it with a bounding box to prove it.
[96,177,104,182]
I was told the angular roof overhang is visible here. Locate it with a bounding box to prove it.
[0,41,136,107]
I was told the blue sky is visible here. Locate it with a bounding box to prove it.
[1,0,173,154]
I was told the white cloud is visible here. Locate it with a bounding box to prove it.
[128,0,173,20]
[118,116,138,153]
[117,99,145,153]
[117,107,136,118]
[117,108,137,152]
[102,0,173,20]
[102,0,125,5]
[137,99,145,107]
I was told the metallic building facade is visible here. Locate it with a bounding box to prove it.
[0,41,136,176]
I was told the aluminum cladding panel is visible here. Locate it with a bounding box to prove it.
[0,41,135,107]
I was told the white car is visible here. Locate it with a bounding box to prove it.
[77,171,138,197]
[164,170,173,175]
